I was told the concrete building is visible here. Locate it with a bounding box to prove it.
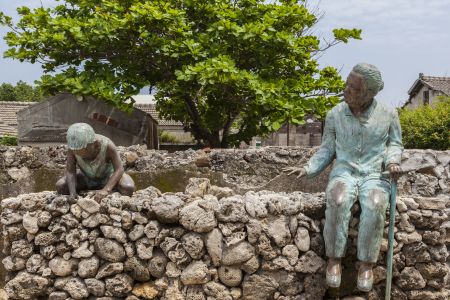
[0,95,192,148]
[16,93,158,148]
[403,73,450,109]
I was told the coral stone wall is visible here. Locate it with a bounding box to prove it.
[1,146,449,199]
[1,178,449,300]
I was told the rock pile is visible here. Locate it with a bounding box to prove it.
[1,178,449,299]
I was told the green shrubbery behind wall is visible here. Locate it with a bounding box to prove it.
[399,97,450,150]
[0,135,18,146]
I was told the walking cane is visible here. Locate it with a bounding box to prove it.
[383,171,398,300]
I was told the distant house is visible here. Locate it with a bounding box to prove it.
[0,101,32,138]
[16,93,159,148]
[403,73,450,109]
[247,117,323,148]
[135,104,193,144]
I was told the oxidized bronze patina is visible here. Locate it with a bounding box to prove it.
[56,123,135,202]
[285,63,403,291]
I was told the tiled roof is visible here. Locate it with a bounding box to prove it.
[135,104,183,126]
[421,76,450,95]
[0,101,37,137]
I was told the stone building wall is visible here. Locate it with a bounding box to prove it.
[1,178,449,300]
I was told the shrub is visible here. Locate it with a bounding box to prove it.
[399,97,450,150]
[0,135,18,146]
[159,131,179,144]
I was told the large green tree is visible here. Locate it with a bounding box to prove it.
[1,0,360,147]
[0,81,43,102]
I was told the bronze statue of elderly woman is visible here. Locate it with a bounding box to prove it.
[285,63,403,291]
[56,123,135,202]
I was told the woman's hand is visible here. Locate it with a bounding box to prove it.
[387,163,402,181]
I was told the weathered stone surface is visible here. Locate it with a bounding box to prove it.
[2,212,23,225]
[25,254,46,274]
[403,242,431,266]
[182,232,205,259]
[101,225,127,243]
[132,282,159,299]
[22,212,39,234]
[395,231,422,244]
[242,274,278,300]
[282,244,299,266]
[185,177,210,197]
[396,267,426,290]
[72,240,93,258]
[82,213,110,227]
[143,220,160,239]
[266,215,291,247]
[406,290,449,300]
[4,271,49,300]
[204,281,232,300]
[206,228,223,266]
[416,262,448,279]
[34,232,57,246]
[222,241,255,265]
[210,185,234,199]
[184,285,206,300]
[136,237,155,260]
[78,256,99,278]
[2,256,26,272]
[246,219,262,244]
[160,237,190,266]
[148,250,169,278]
[217,196,249,223]
[48,257,78,277]
[241,256,259,274]
[85,278,106,297]
[94,238,126,262]
[105,274,133,297]
[96,262,124,279]
[63,277,89,300]
[295,251,325,273]
[218,266,243,287]
[179,198,217,233]
[129,224,145,241]
[124,257,151,282]
[77,197,100,214]
[415,196,446,210]
[245,192,268,218]
[304,274,327,300]
[180,260,210,285]
[257,233,278,260]
[151,194,184,223]
[294,226,310,252]
[48,291,69,300]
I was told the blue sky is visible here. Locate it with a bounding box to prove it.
[1,0,450,107]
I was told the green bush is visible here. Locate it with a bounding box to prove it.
[158,131,179,144]
[0,135,18,146]
[399,97,450,150]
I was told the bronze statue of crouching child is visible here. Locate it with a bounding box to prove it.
[56,123,135,202]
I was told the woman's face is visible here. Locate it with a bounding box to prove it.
[343,71,374,110]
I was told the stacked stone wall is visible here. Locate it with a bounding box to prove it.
[1,146,449,199]
[1,178,449,299]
